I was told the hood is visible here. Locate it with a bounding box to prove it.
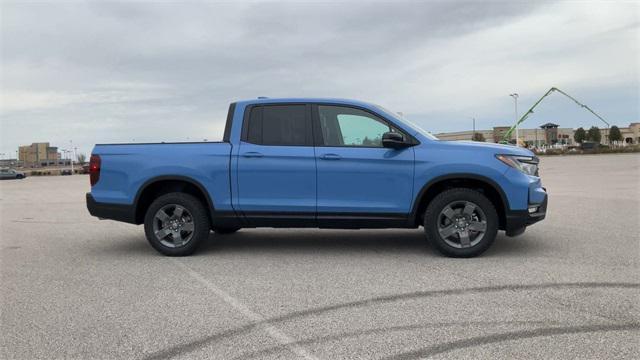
[437,140,534,156]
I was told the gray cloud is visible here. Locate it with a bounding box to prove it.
[1,0,638,157]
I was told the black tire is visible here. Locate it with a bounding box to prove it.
[144,192,210,256]
[16,175,24,179]
[212,227,241,234]
[424,188,498,258]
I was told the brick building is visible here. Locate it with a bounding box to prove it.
[18,142,61,166]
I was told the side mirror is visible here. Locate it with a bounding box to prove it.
[382,132,410,149]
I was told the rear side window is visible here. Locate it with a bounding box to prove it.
[245,105,308,146]
[247,107,262,143]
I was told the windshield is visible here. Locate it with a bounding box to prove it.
[373,105,439,140]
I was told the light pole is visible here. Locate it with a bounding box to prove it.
[509,93,519,146]
[469,117,476,140]
[60,149,66,167]
[70,140,75,174]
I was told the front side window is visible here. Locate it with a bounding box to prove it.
[318,105,398,147]
[246,105,307,146]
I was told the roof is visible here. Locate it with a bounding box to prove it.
[235,97,379,108]
[540,122,559,128]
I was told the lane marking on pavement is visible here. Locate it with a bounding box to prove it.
[144,281,640,359]
[171,259,318,360]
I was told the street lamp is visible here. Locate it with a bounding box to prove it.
[61,149,69,167]
[70,140,75,174]
[468,117,476,140]
[509,93,519,147]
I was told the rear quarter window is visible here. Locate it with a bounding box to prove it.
[245,105,308,146]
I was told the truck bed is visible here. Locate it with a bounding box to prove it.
[90,142,233,210]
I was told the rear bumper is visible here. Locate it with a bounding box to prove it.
[86,193,137,224]
[504,191,547,237]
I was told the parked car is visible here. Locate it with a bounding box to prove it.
[61,169,73,176]
[87,98,547,257]
[0,168,26,180]
[580,141,599,150]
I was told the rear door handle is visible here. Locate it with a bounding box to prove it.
[242,151,264,158]
[320,153,341,160]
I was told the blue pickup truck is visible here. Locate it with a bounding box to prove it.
[87,98,547,257]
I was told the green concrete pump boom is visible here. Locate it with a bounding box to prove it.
[502,87,610,142]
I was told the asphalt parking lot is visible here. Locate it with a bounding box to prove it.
[1,153,639,359]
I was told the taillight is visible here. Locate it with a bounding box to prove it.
[89,154,101,186]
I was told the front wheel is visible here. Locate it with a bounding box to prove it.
[424,188,498,258]
[144,192,210,256]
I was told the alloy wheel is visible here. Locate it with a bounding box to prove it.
[152,204,195,248]
[437,200,487,248]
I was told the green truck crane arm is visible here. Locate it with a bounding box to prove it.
[502,87,610,142]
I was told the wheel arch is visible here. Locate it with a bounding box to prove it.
[411,174,510,230]
[134,175,215,225]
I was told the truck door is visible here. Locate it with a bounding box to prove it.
[313,104,415,222]
[236,104,316,224]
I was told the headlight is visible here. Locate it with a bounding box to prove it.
[496,154,539,176]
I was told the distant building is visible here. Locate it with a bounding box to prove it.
[436,122,640,146]
[0,159,20,168]
[18,142,62,167]
[539,123,559,144]
[621,122,640,144]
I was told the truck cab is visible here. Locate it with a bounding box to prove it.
[87,98,547,257]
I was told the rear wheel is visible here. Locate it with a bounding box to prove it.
[424,188,498,258]
[144,192,210,256]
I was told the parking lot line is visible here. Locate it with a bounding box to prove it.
[170,259,319,360]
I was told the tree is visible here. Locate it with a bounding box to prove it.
[76,153,86,165]
[362,136,381,146]
[472,132,485,142]
[587,126,601,143]
[574,127,586,143]
[609,126,622,143]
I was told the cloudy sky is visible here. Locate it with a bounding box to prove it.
[1,0,638,158]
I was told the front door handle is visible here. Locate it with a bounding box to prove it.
[242,151,264,158]
[320,153,341,160]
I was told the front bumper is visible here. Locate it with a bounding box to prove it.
[504,191,547,237]
[86,193,137,224]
